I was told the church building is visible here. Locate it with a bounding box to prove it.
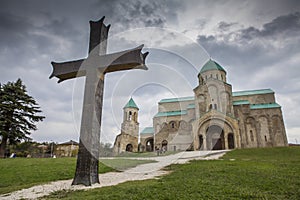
[113,59,288,153]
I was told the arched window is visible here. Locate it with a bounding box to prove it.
[265,135,267,142]
[171,122,175,128]
[214,104,218,110]
[250,130,254,142]
[129,111,132,121]
[209,104,213,110]
[216,74,219,80]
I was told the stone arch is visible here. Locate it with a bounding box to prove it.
[206,125,225,150]
[126,144,133,152]
[258,116,271,147]
[145,138,154,152]
[196,116,238,150]
[245,117,257,147]
[169,121,177,129]
[179,120,188,130]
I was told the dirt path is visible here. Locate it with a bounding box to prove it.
[0,150,228,200]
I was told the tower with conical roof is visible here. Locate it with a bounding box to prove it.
[122,97,139,137]
[113,98,139,153]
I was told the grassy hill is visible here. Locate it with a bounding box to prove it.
[44,147,300,199]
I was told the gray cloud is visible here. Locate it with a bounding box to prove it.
[197,12,300,131]
[218,21,238,32]
[0,0,299,144]
[238,12,300,40]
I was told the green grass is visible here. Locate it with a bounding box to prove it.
[43,147,300,199]
[0,157,157,195]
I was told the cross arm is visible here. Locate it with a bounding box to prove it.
[50,45,149,83]
[49,59,85,83]
[102,45,149,74]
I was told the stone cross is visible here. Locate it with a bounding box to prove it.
[50,17,148,186]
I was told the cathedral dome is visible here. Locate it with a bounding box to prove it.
[199,59,226,74]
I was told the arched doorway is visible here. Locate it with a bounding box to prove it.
[199,135,203,150]
[126,144,133,152]
[228,133,235,149]
[206,125,225,150]
[162,140,168,151]
[146,138,154,152]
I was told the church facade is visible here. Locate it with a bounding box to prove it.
[113,59,288,153]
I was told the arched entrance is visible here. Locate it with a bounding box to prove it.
[126,144,133,152]
[162,140,168,151]
[199,135,203,150]
[228,133,235,149]
[146,138,154,152]
[206,125,225,150]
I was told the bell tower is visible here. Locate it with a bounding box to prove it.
[194,59,234,117]
[121,97,139,137]
[113,97,139,153]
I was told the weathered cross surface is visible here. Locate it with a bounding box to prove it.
[50,17,148,186]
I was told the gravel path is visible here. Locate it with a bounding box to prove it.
[0,150,228,200]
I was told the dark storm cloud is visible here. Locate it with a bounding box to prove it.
[197,12,300,129]
[218,21,238,32]
[238,12,300,40]
[92,0,181,32]
[197,12,300,84]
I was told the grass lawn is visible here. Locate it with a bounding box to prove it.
[44,147,300,199]
[0,157,155,195]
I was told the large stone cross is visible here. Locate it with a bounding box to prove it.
[50,17,148,186]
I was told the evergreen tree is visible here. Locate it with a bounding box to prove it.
[0,79,45,158]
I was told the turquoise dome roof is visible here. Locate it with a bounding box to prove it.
[200,59,226,74]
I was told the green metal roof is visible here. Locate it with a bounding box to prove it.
[123,97,139,109]
[233,89,274,97]
[233,100,250,105]
[159,96,194,103]
[140,127,154,135]
[187,103,195,109]
[154,110,187,117]
[199,59,226,74]
[250,103,281,109]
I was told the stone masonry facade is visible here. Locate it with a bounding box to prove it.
[114,59,288,153]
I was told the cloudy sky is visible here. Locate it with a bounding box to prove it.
[1,0,300,144]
